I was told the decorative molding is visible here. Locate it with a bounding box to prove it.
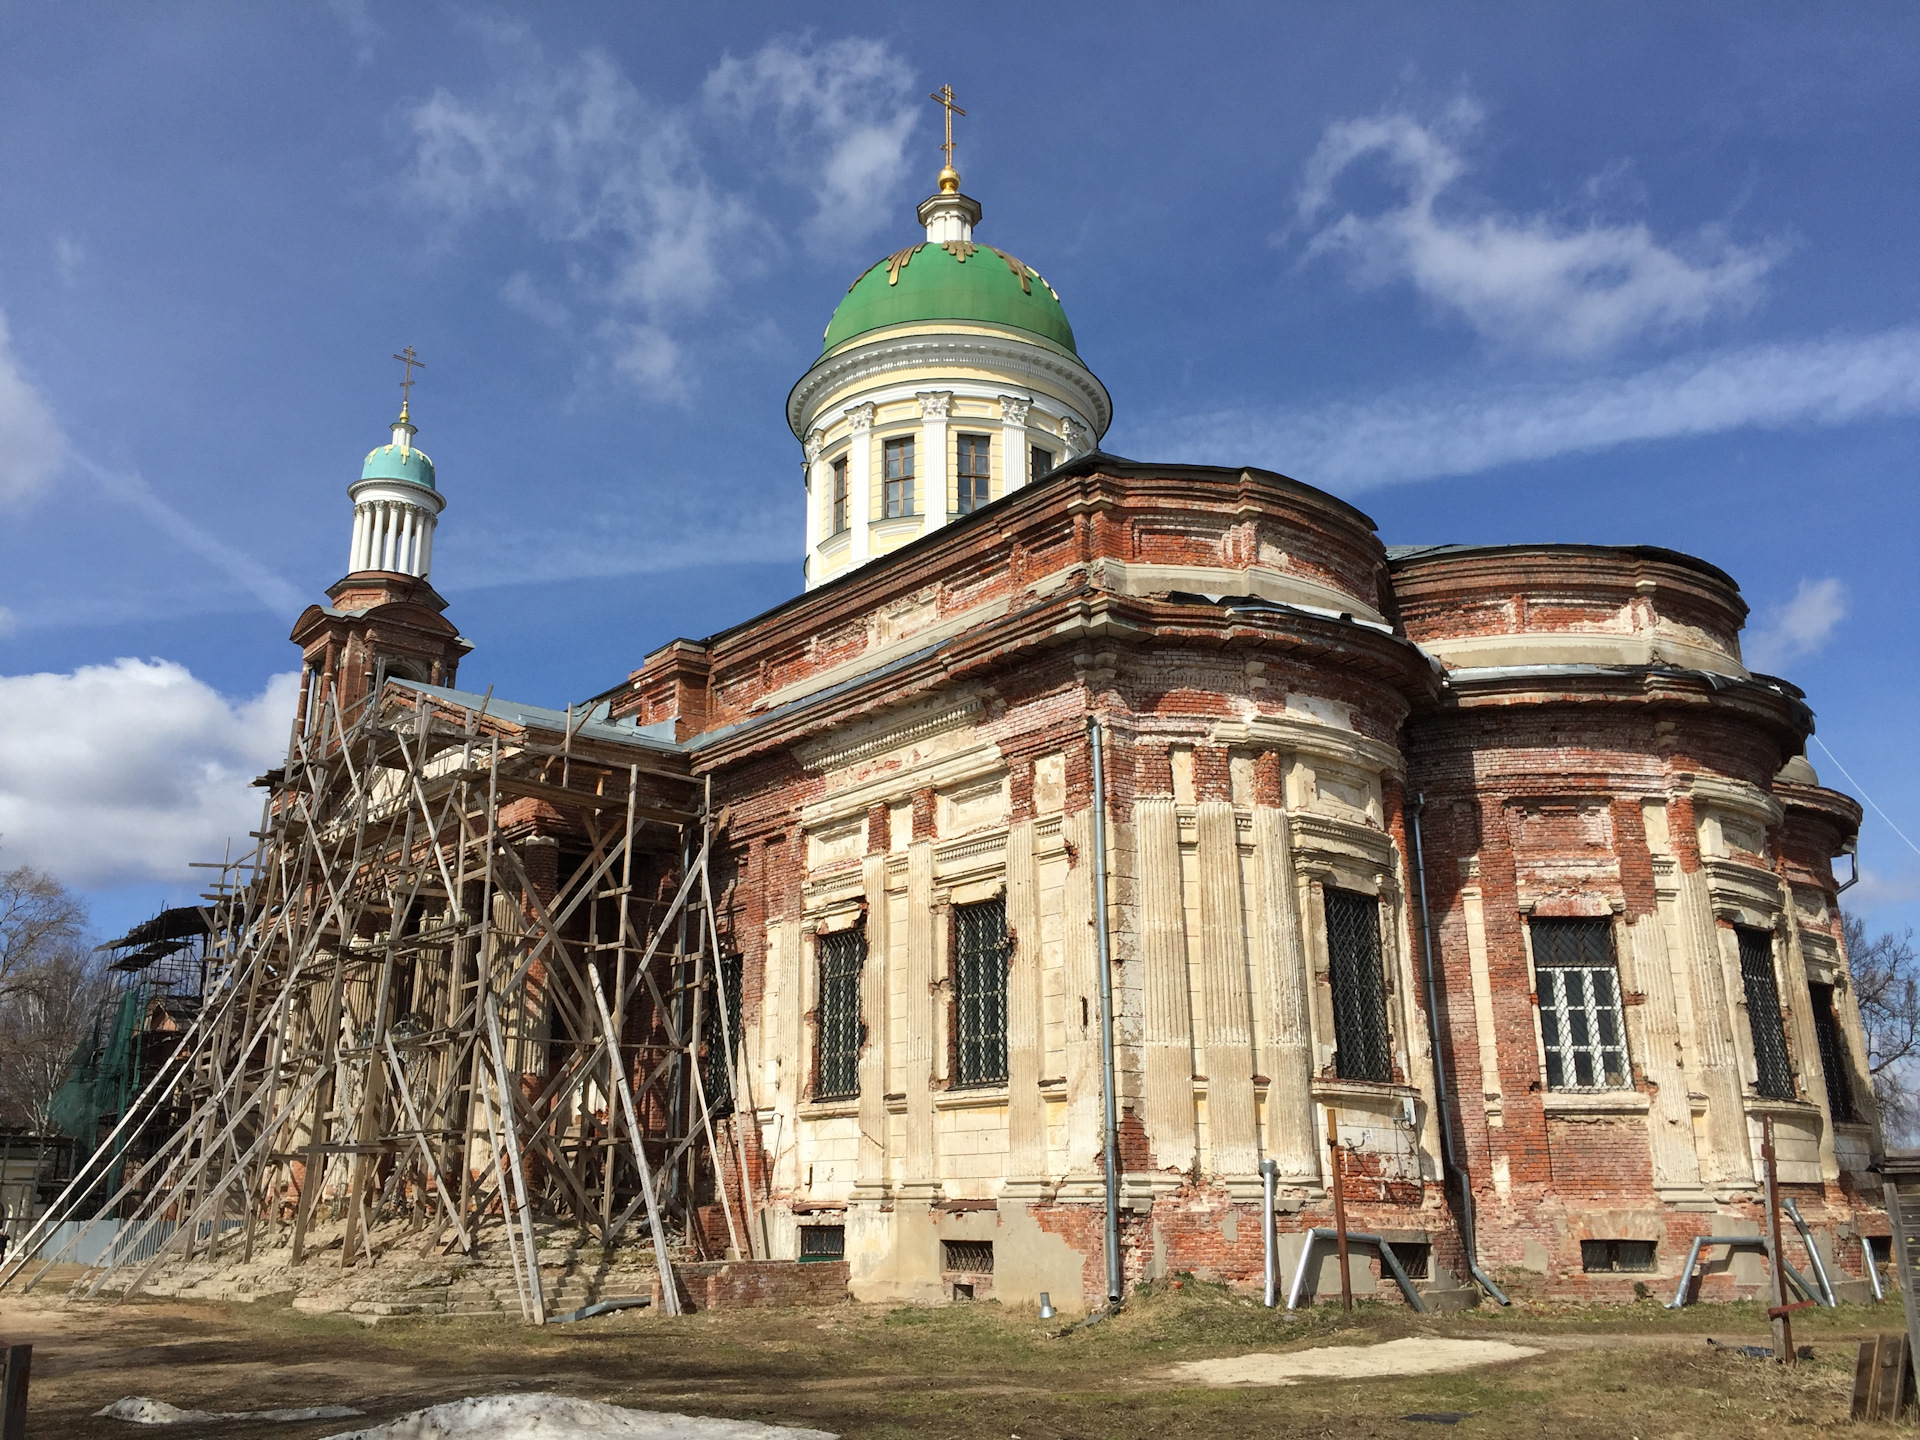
[998,394,1030,427]
[804,429,826,464]
[793,696,985,773]
[917,390,953,420]
[846,402,876,433]
[1540,1089,1650,1116]
[792,331,1111,439]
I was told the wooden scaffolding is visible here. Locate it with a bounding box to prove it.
[0,679,763,1322]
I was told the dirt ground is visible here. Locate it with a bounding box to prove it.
[0,1269,1908,1439]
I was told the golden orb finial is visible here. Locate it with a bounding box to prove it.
[937,164,961,195]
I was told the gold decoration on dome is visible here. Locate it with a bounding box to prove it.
[941,240,977,262]
[929,83,966,193]
[391,344,426,419]
[885,245,922,285]
[988,247,1035,295]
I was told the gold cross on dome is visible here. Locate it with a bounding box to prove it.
[392,345,425,413]
[929,84,966,175]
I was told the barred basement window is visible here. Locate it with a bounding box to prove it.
[1581,1239,1656,1273]
[1531,917,1630,1091]
[942,1239,995,1273]
[956,433,991,514]
[953,898,1011,1086]
[1737,927,1796,1101]
[830,456,849,535]
[815,926,865,1099]
[883,436,915,517]
[701,952,743,1117]
[1325,887,1392,1083]
[799,1224,845,1262]
[1392,1242,1431,1280]
[1030,444,1054,482]
[1809,981,1858,1123]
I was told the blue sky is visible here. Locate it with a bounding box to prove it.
[0,2,1916,943]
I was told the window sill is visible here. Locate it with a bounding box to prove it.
[798,1097,861,1121]
[1311,1077,1421,1108]
[1541,1089,1649,1116]
[937,1085,1009,1111]
[1743,1095,1821,1120]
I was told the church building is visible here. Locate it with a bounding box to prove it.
[291,126,1885,1314]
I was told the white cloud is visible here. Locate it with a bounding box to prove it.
[0,660,298,889]
[1139,325,1920,490]
[1295,102,1781,356]
[1745,577,1848,673]
[703,37,920,249]
[0,310,65,507]
[402,32,918,397]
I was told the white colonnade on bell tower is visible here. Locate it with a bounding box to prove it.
[346,405,447,581]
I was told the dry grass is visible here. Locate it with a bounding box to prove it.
[0,1276,1905,1439]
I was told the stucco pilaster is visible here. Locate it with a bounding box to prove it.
[1676,866,1752,1187]
[1252,800,1318,1184]
[1136,797,1196,1173]
[1060,807,1105,1182]
[1196,800,1258,1180]
[1776,893,1840,1181]
[855,852,890,1194]
[1003,818,1047,1189]
[901,841,938,1191]
[1620,911,1705,1194]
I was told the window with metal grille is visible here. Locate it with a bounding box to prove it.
[1325,887,1392,1083]
[1531,917,1630,1091]
[956,433,991,514]
[798,1224,845,1262]
[1581,1239,1656,1273]
[815,926,865,1099]
[1809,981,1857,1123]
[1737,927,1796,1100]
[941,1239,994,1273]
[701,952,743,1117]
[952,898,1010,1086]
[830,456,849,535]
[1030,445,1054,482]
[883,436,915,517]
[1391,1242,1431,1280]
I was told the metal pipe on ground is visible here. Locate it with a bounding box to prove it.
[1665,1234,1825,1310]
[1782,1197,1837,1307]
[1284,1228,1429,1313]
[1407,795,1510,1307]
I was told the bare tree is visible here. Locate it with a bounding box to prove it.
[0,947,109,1130]
[0,855,86,1001]
[0,853,99,1129]
[1844,912,1920,1140]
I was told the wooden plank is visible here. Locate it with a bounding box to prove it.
[1853,1337,1879,1421]
[1876,1333,1911,1421]
[1,1342,29,1440]
[491,775,693,825]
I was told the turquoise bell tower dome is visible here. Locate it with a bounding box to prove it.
[346,398,446,578]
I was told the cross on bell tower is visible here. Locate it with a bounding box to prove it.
[929,84,966,193]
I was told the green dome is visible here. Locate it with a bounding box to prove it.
[824,241,1076,355]
[361,443,436,491]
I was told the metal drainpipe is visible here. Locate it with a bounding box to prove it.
[1088,716,1124,1309]
[1408,793,1510,1306]
[1262,1159,1278,1307]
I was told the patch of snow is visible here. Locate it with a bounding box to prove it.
[1169,1336,1543,1386]
[321,1395,838,1440]
[98,1396,364,1424]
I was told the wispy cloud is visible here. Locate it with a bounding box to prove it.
[71,453,304,617]
[440,487,794,591]
[1140,326,1920,490]
[1745,577,1848,673]
[0,310,65,507]
[1295,100,1781,356]
[703,37,920,250]
[0,659,297,888]
[401,31,920,399]
[52,236,84,286]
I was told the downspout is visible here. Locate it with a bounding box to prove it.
[1408,793,1510,1306]
[1088,716,1124,1309]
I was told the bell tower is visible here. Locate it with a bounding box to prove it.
[290,351,470,729]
